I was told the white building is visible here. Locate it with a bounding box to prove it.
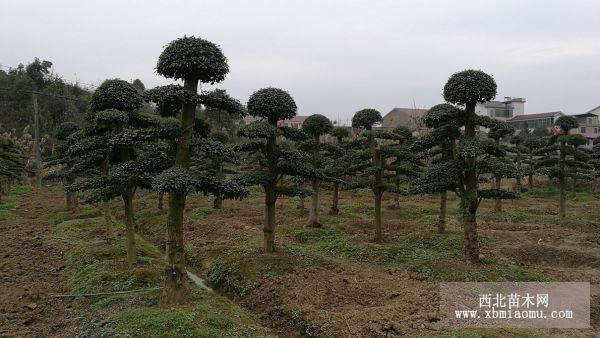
[475,97,526,121]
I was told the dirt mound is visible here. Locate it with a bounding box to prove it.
[513,244,600,268]
[242,265,440,337]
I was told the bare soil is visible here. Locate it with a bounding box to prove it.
[0,188,75,337]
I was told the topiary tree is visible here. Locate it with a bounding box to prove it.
[0,136,26,200]
[535,116,591,219]
[350,108,407,242]
[301,114,333,227]
[67,79,174,267]
[236,87,315,252]
[388,126,421,209]
[591,137,600,190]
[151,36,247,303]
[443,69,499,262]
[193,131,238,209]
[486,123,517,212]
[566,134,589,196]
[326,127,351,215]
[45,121,80,210]
[411,103,462,233]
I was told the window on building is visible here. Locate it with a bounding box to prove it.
[580,127,586,133]
[493,109,512,118]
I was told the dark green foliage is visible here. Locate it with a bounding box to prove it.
[330,126,349,140]
[144,84,200,117]
[247,87,297,124]
[443,69,497,105]
[200,89,245,117]
[554,116,578,134]
[351,109,382,130]
[89,79,143,113]
[0,137,26,181]
[302,114,333,137]
[156,36,229,83]
[422,103,463,128]
[0,58,91,134]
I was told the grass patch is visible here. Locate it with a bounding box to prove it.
[188,206,215,221]
[0,184,31,220]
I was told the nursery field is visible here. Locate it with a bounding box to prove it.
[1,182,599,337]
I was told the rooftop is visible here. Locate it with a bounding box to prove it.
[385,107,427,118]
[508,112,562,122]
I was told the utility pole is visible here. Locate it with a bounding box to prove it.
[32,93,42,188]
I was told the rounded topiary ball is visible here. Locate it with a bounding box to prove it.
[443,70,497,105]
[54,122,79,140]
[555,116,578,133]
[488,123,514,141]
[247,87,297,124]
[90,79,143,112]
[331,126,349,139]
[424,103,463,128]
[157,36,228,83]
[200,89,245,117]
[351,109,382,130]
[209,131,229,143]
[567,134,587,147]
[392,126,413,142]
[302,114,333,137]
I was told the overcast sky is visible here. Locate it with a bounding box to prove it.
[2,0,599,123]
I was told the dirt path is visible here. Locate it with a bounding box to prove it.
[0,188,74,337]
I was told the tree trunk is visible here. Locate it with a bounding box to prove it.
[571,177,576,197]
[123,192,136,267]
[307,178,321,227]
[559,140,566,220]
[158,192,164,210]
[164,78,198,304]
[101,160,113,237]
[528,173,533,191]
[213,161,223,209]
[494,175,502,212]
[297,195,305,209]
[515,150,522,191]
[374,192,383,243]
[329,182,339,215]
[213,196,223,209]
[438,191,447,233]
[463,102,479,263]
[264,186,276,252]
[263,134,278,253]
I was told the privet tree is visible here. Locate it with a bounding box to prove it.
[326,127,350,215]
[0,136,26,199]
[236,87,314,252]
[68,79,172,267]
[443,69,508,262]
[193,131,238,209]
[350,109,405,243]
[388,126,421,209]
[591,137,600,188]
[521,128,551,191]
[45,121,80,210]
[566,134,589,196]
[535,116,591,219]
[301,114,333,227]
[486,123,517,212]
[411,103,462,233]
[151,36,246,302]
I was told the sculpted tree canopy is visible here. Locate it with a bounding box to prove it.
[351,108,382,130]
[438,69,503,262]
[153,36,242,304]
[301,114,334,227]
[237,87,316,251]
[157,36,229,83]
